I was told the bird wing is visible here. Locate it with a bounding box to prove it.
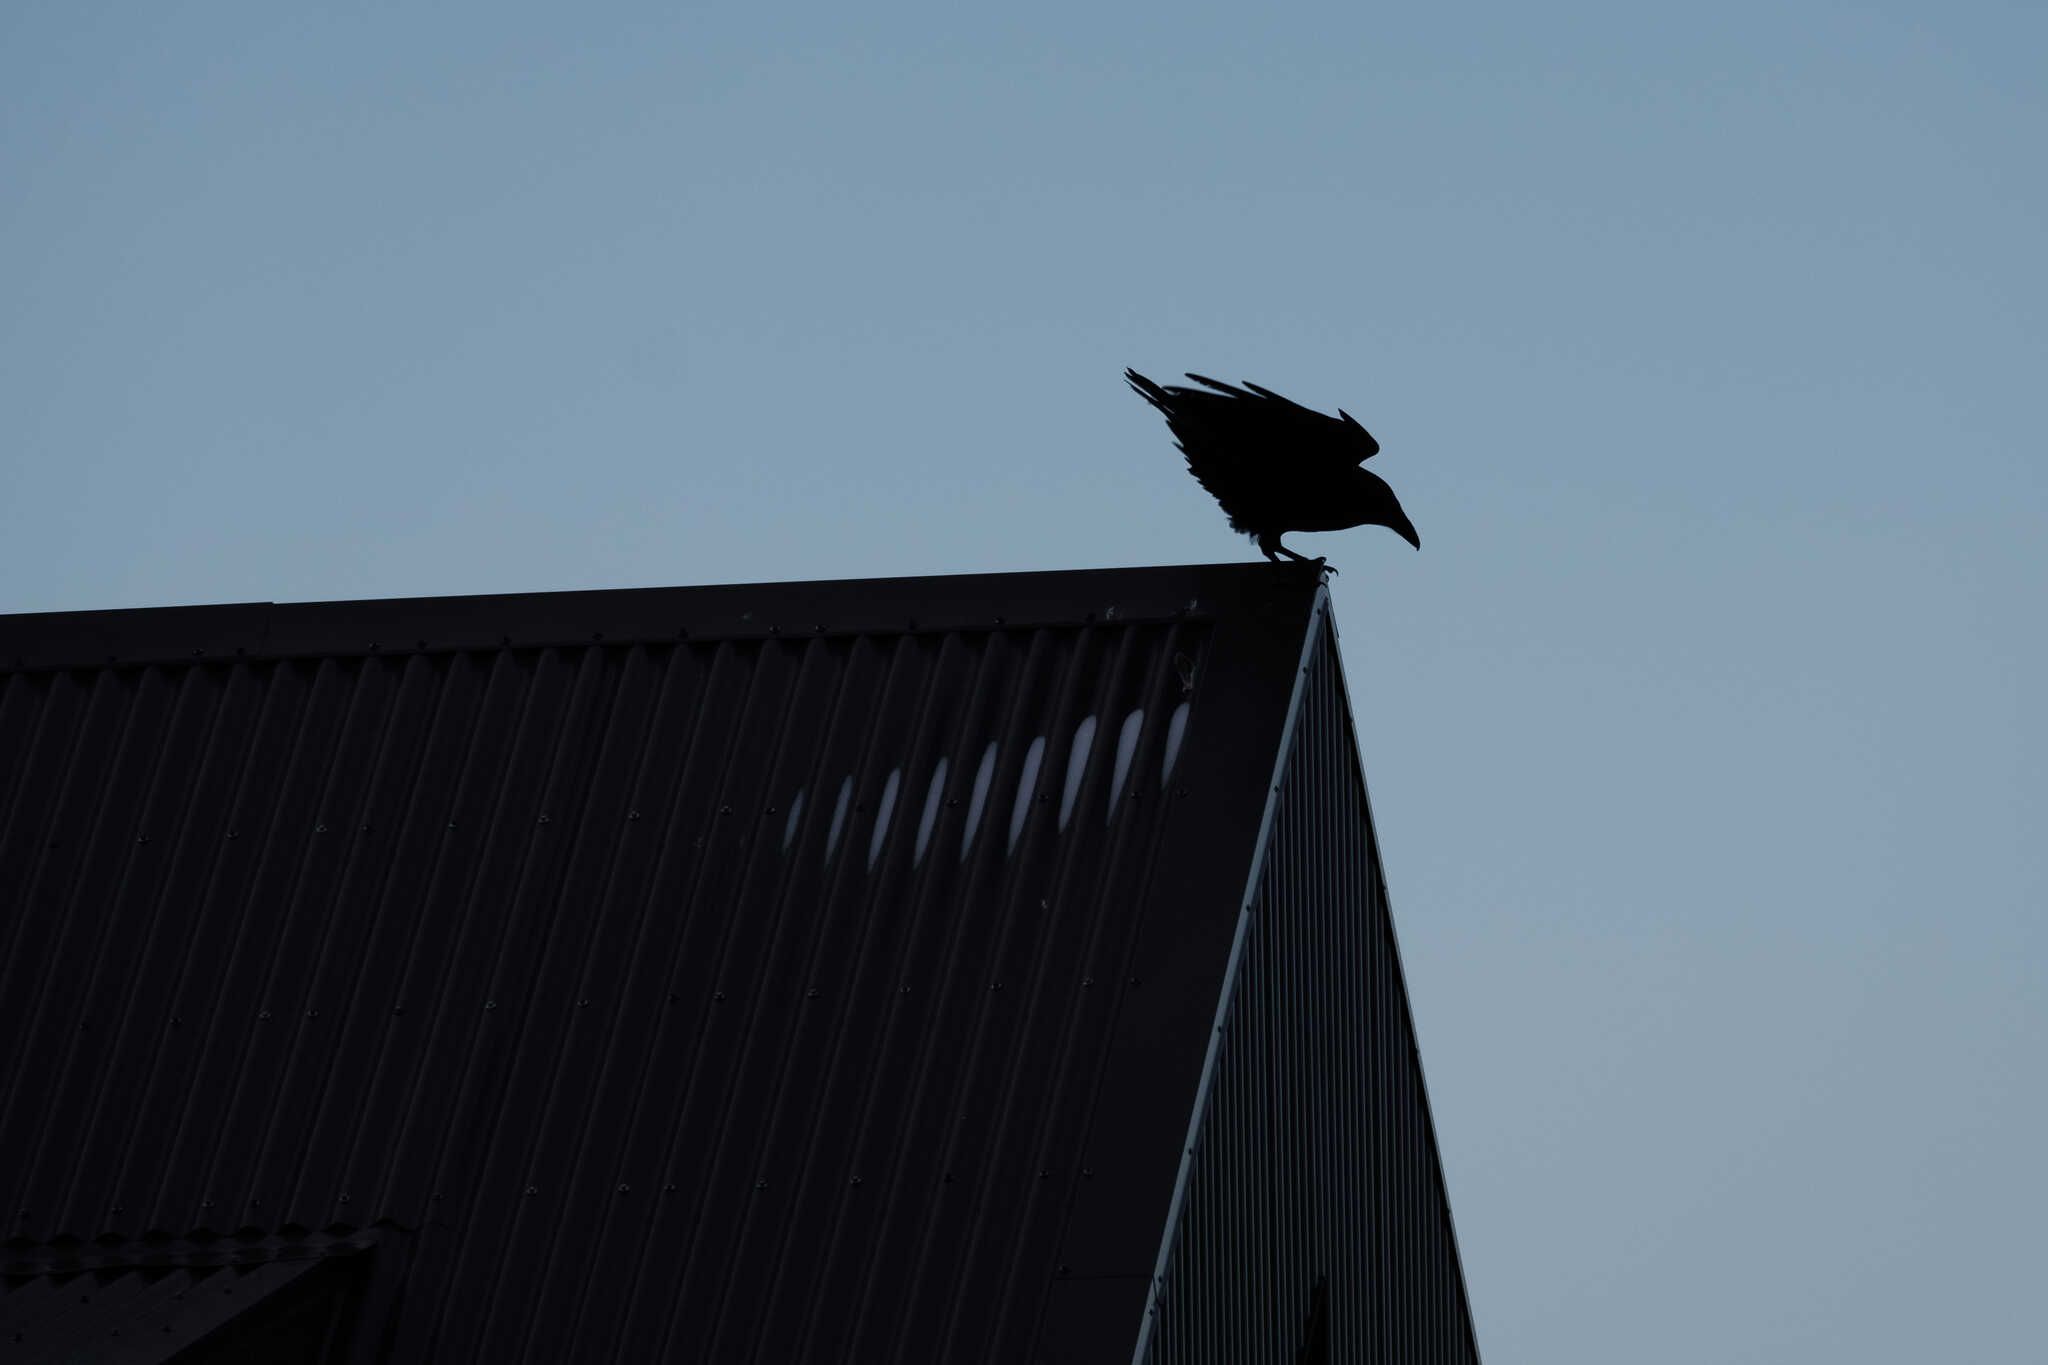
[1127,368,1378,533]
[1181,374,1380,464]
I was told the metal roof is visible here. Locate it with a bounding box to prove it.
[1140,603,1481,1364]
[2,562,1373,1362]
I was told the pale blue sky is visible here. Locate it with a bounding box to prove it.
[4,4,2042,1359]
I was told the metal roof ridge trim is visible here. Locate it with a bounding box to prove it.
[0,562,1326,672]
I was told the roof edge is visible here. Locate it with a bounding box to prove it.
[1321,609,1487,1363]
[0,562,1324,673]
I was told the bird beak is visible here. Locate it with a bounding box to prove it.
[1397,519,1420,550]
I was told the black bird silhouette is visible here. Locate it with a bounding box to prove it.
[1126,369,1419,570]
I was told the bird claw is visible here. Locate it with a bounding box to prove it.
[1313,557,1338,576]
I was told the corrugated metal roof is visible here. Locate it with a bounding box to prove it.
[0,563,1340,1363]
[1139,604,1481,1364]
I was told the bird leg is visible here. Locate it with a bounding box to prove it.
[1257,533,1337,575]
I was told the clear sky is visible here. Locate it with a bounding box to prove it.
[4,4,2042,1359]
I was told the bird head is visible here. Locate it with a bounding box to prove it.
[1340,409,1412,546]
[1351,465,1421,550]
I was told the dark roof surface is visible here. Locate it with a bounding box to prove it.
[0,563,1328,1363]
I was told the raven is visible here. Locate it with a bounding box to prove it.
[1126,369,1419,569]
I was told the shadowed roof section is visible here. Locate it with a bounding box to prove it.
[0,562,1479,1363]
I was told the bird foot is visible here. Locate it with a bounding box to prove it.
[1259,543,1336,574]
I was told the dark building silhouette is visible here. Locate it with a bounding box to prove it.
[0,563,1480,1363]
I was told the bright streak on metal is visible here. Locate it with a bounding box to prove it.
[1160,700,1190,787]
[824,775,852,860]
[1007,735,1045,855]
[782,787,805,851]
[961,740,996,861]
[1108,707,1143,819]
[913,758,947,867]
[1058,715,1096,831]
[867,768,901,870]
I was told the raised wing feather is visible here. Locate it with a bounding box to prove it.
[1176,373,1379,466]
[1126,368,1380,534]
